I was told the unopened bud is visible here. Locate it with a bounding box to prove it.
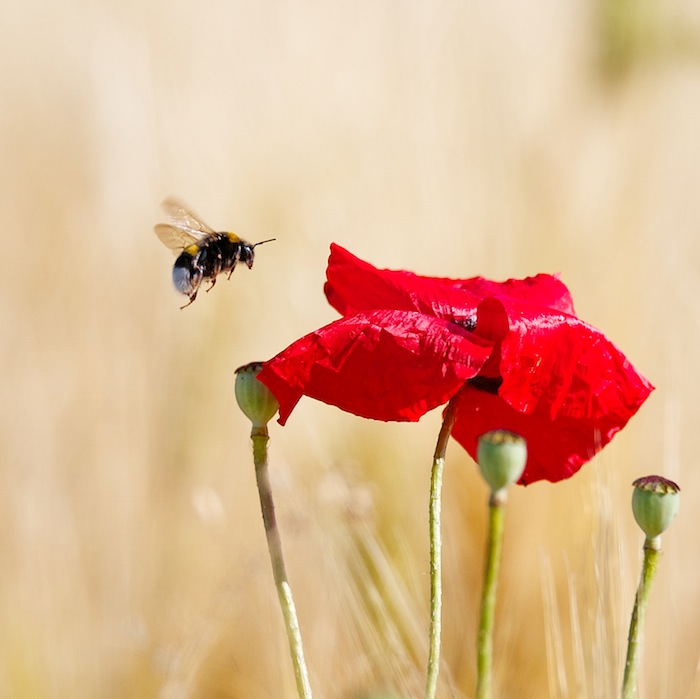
[477,430,527,494]
[632,475,680,541]
[235,362,279,428]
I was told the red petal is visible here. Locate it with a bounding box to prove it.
[476,296,654,421]
[324,243,575,322]
[451,383,651,484]
[258,310,493,425]
[324,245,483,324]
[453,274,575,315]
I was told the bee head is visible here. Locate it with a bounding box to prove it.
[239,242,256,269]
[242,237,276,269]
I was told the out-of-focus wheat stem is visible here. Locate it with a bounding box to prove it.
[425,394,460,699]
[621,537,660,699]
[252,428,313,699]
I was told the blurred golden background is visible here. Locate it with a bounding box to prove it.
[2,0,699,697]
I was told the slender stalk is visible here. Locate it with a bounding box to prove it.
[621,537,661,699]
[476,490,507,699]
[425,394,460,699]
[252,427,313,699]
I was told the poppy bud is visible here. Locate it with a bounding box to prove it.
[235,362,279,428]
[477,430,527,493]
[631,475,680,542]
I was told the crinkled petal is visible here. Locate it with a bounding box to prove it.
[324,243,575,322]
[451,384,649,484]
[475,296,654,421]
[324,245,482,323]
[258,309,493,425]
[447,274,575,315]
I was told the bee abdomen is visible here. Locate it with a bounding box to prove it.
[173,251,199,294]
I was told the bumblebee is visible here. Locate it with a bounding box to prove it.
[155,197,275,308]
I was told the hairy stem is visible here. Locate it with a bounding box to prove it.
[476,491,507,699]
[622,537,660,699]
[252,428,313,699]
[425,394,461,699]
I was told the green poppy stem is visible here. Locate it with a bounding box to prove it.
[476,490,507,699]
[252,427,313,699]
[621,537,661,699]
[425,394,460,699]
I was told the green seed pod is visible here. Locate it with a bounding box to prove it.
[631,475,680,539]
[235,362,279,428]
[477,430,527,493]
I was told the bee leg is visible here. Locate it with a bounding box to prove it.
[227,262,238,280]
[205,277,217,293]
[180,292,197,310]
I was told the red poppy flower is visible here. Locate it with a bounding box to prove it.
[258,244,653,484]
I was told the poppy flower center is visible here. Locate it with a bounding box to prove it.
[452,315,478,332]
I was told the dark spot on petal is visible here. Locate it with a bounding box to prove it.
[467,376,503,395]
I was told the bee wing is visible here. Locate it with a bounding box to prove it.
[155,197,217,253]
[154,223,203,253]
[160,197,215,235]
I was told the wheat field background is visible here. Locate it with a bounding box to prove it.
[2,0,700,697]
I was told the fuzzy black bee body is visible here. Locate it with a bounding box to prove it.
[155,198,274,308]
